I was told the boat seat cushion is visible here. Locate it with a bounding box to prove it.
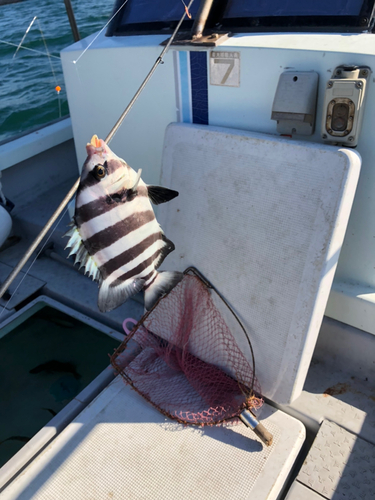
[158,123,361,404]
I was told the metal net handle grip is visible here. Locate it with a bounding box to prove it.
[239,409,273,447]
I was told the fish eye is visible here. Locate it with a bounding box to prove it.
[94,164,106,179]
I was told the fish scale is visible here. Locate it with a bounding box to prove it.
[65,135,183,312]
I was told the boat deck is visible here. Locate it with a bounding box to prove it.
[0,137,374,498]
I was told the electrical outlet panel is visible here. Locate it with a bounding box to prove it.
[321,65,371,147]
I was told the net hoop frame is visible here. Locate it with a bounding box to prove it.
[110,266,259,426]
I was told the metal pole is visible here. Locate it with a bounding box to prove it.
[0,0,195,301]
[64,0,81,42]
[191,0,214,39]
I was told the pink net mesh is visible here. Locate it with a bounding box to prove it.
[111,269,263,425]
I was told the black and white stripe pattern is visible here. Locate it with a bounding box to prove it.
[76,183,168,283]
[67,136,182,312]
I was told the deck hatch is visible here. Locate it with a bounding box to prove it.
[0,296,122,473]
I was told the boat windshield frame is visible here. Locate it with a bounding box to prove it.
[106,0,375,37]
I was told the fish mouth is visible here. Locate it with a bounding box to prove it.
[87,135,101,148]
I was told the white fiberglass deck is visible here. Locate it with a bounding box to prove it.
[0,121,362,497]
[1,376,304,500]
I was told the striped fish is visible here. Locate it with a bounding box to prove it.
[65,135,183,312]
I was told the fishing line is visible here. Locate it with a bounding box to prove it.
[36,19,58,86]
[36,18,62,118]
[0,206,70,321]
[0,16,60,84]
[0,173,6,206]
[0,0,195,302]
[0,40,61,59]
[1,16,63,118]
[73,0,130,65]
[105,0,195,144]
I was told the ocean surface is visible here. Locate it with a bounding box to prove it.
[0,0,114,143]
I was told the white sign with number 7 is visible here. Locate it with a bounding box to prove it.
[210,51,240,87]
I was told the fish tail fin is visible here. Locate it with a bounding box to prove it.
[144,271,183,311]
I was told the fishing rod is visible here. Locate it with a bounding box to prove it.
[0,0,195,302]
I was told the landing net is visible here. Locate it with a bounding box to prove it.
[111,268,262,425]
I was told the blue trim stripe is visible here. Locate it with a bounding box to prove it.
[190,52,209,125]
[178,51,192,123]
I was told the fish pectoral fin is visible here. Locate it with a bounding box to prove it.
[98,277,145,313]
[147,186,179,205]
[132,169,142,190]
[126,169,143,202]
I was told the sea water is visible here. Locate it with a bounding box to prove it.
[0,0,113,143]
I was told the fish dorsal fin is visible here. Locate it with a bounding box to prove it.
[147,186,179,205]
[64,224,101,282]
